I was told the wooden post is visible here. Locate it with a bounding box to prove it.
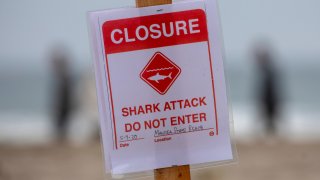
[153,165,191,180]
[136,0,172,7]
[135,1,191,180]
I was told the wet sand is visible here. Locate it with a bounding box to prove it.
[0,140,319,180]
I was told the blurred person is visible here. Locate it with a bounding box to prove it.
[50,45,73,142]
[254,42,281,136]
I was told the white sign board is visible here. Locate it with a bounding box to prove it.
[88,0,234,175]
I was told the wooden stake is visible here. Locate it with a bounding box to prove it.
[136,0,172,7]
[135,0,191,180]
[154,165,191,180]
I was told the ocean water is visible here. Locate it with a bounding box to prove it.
[0,58,319,144]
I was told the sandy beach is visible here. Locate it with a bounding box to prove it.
[0,139,319,180]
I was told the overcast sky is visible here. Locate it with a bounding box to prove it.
[0,0,319,66]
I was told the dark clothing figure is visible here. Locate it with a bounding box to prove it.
[54,70,71,140]
[51,48,72,141]
[255,45,280,135]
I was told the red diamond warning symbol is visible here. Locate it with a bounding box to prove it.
[140,52,181,95]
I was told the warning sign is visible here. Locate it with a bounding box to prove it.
[140,52,181,95]
[88,0,234,175]
[103,7,218,150]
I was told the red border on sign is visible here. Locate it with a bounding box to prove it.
[139,52,182,95]
[207,42,219,136]
[102,10,219,150]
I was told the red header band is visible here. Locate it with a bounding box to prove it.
[103,9,209,54]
